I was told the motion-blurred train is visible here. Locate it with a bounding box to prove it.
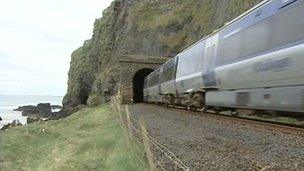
[143,0,304,113]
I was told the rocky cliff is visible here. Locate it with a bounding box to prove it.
[63,0,263,113]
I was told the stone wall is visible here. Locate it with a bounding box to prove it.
[118,55,169,104]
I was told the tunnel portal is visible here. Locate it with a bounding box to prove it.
[118,55,170,104]
[132,68,154,103]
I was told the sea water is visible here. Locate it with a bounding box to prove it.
[0,95,62,129]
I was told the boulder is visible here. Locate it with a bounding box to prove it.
[1,119,22,130]
[14,103,52,117]
[1,123,11,130]
[27,116,43,124]
[14,105,39,116]
[13,103,64,121]
[11,119,22,126]
[37,103,51,111]
[37,103,52,117]
[14,105,36,111]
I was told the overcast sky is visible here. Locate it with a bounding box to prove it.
[0,0,113,96]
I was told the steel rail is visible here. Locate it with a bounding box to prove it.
[142,103,304,136]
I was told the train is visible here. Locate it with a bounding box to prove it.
[143,0,304,114]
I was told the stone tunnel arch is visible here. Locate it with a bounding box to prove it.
[118,55,170,104]
[132,68,154,103]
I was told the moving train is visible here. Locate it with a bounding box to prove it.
[143,0,304,114]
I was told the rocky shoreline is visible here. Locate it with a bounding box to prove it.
[1,103,64,130]
[14,103,62,117]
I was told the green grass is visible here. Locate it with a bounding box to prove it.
[0,105,147,171]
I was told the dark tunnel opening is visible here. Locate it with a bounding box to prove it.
[133,68,154,103]
[79,88,89,105]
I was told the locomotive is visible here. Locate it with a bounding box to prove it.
[143,0,304,114]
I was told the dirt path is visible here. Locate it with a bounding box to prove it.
[129,104,304,171]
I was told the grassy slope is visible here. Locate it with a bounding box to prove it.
[0,105,147,171]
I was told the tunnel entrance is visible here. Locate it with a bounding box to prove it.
[133,68,154,103]
[79,87,89,105]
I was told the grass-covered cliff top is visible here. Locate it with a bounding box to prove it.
[0,105,147,171]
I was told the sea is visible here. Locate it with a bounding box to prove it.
[0,95,63,129]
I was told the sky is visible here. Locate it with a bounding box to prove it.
[0,0,113,96]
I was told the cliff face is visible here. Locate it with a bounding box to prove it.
[63,0,263,113]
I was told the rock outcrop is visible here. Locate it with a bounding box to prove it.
[27,116,44,124]
[63,0,263,113]
[1,119,22,130]
[14,103,63,121]
[15,103,52,117]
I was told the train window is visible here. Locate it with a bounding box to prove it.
[216,2,304,67]
[149,76,154,87]
[149,73,160,87]
[162,67,174,82]
[176,42,205,78]
[162,59,176,83]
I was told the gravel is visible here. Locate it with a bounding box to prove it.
[129,104,304,171]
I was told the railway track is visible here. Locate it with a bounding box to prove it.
[129,104,304,170]
[143,103,304,136]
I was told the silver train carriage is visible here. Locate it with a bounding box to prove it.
[144,0,304,113]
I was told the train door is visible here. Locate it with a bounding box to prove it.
[203,34,219,87]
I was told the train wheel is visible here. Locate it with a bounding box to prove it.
[202,106,207,113]
[186,105,196,111]
[214,110,221,114]
[231,110,239,116]
[190,107,195,111]
[171,99,176,108]
[186,105,192,111]
[192,106,197,112]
